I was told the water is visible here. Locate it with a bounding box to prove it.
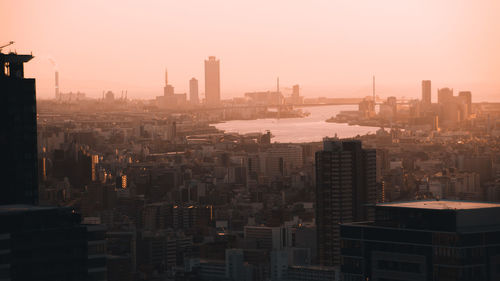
[212,105,381,143]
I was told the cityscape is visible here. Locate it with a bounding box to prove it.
[2,1,500,281]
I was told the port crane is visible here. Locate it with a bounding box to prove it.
[0,41,15,52]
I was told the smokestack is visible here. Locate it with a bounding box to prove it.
[277,77,280,93]
[55,71,59,100]
[165,69,168,86]
[372,75,375,102]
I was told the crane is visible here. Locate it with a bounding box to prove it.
[0,41,15,52]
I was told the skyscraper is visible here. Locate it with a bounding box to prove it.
[189,77,199,104]
[315,139,376,266]
[0,52,38,205]
[421,80,431,106]
[204,56,220,105]
[0,51,107,281]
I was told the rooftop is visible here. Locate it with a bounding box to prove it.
[377,200,500,210]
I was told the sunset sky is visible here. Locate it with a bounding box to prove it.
[2,0,500,101]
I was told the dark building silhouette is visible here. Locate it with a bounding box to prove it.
[341,200,500,281]
[422,80,431,106]
[0,205,107,281]
[315,139,376,266]
[0,52,38,205]
[204,56,220,105]
[0,52,107,280]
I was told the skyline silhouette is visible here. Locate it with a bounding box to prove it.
[2,0,500,100]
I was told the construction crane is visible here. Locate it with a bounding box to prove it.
[0,41,15,52]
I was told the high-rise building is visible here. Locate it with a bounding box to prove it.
[315,140,376,266]
[0,52,38,205]
[421,80,431,105]
[458,91,472,117]
[341,200,500,281]
[204,56,220,105]
[437,87,453,104]
[189,77,199,104]
[1,51,107,281]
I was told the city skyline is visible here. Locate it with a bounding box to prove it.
[2,0,500,100]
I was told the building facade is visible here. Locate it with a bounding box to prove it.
[315,139,376,266]
[341,200,500,281]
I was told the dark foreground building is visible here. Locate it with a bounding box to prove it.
[0,52,38,205]
[0,205,107,280]
[315,139,376,266]
[0,51,107,280]
[340,200,500,281]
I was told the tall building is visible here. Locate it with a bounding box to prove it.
[1,51,107,281]
[0,52,38,205]
[341,200,500,281]
[189,77,199,104]
[315,140,376,266]
[421,80,431,106]
[204,56,220,105]
[458,91,472,117]
[437,87,453,104]
[163,69,174,96]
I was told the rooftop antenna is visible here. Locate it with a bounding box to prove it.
[0,41,14,52]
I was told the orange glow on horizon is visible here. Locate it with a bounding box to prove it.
[2,0,500,101]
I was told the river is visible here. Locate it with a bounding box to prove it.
[212,105,381,143]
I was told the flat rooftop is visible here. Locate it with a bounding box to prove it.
[377,200,500,210]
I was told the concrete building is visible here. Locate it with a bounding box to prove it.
[204,56,220,105]
[190,77,199,104]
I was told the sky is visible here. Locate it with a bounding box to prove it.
[2,0,500,101]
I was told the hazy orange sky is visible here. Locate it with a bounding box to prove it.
[3,0,500,101]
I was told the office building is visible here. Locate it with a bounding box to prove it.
[315,140,376,266]
[340,200,500,281]
[204,56,220,105]
[190,77,199,104]
[0,52,38,205]
[422,80,431,106]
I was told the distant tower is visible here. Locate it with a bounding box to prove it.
[189,78,199,104]
[55,71,59,100]
[164,69,174,96]
[422,80,431,105]
[204,56,220,105]
[372,75,375,102]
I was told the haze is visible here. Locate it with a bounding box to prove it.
[3,0,500,101]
